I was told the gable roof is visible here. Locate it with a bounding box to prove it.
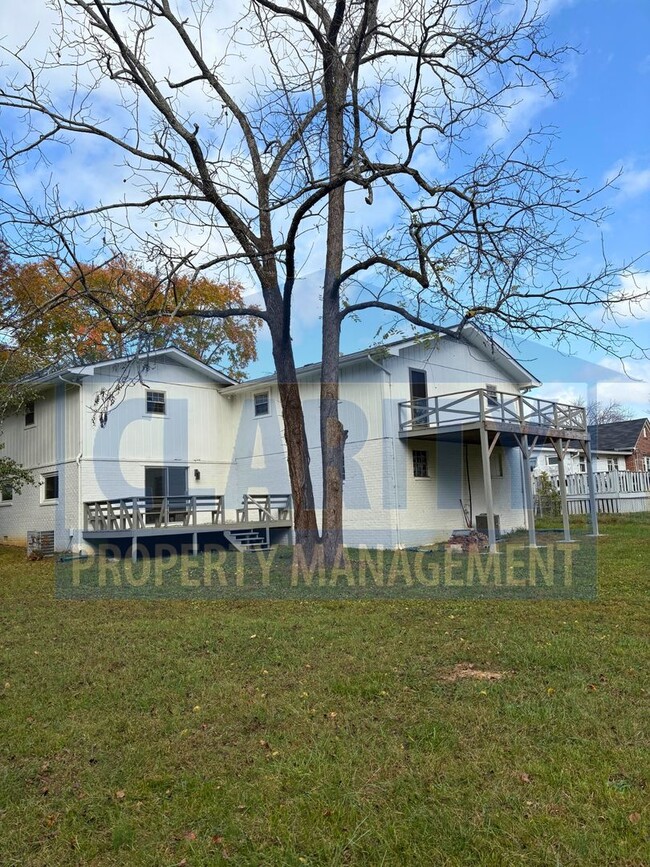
[20,347,236,387]
[589,418,649,452]
[221,325,540,394]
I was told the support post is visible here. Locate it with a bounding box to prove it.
[192,531,198,557]
[479,425,498,553]
[584,440,600,535]
[131,535,138,563]
[517,434,538,548]
[552,438,573,543]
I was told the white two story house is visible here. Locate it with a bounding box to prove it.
[0,327,593,555]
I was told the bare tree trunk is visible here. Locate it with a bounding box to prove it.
[271,331,320,556]
[320,25,347,568]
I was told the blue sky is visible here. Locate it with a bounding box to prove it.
[265,0,650,412]
[1,0,649,412]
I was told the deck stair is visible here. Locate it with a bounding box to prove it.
[224,528,270,552]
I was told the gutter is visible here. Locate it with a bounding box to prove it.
[59,374,84,552]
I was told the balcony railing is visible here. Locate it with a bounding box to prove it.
[84,495,225,532]
[398,388,587,435]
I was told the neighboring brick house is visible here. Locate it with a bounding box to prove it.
[591,418,650,472]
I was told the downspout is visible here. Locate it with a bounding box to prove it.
[366,355,402,549]
[59,374,83,552]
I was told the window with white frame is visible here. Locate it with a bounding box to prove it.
[42,473,59,502]
[486,384,499,407]
[412,449,429,478]
[0,483,13,503]
[578,456,586,473]
[254,391,270,417]
[607,458,617,472]
[146,390,166,414]
[644,456,650,472]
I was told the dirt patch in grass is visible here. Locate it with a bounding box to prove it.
[440,662,511,682]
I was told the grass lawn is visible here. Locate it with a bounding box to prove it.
[1,514,648,865]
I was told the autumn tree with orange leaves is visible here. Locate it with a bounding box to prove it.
[0,252,260,380]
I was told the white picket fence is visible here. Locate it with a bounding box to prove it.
[537,470,650,515]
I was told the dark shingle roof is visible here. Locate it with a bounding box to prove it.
[589,418,649,452]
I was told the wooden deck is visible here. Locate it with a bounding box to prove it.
[83,494,292,538]
[398,388,588,445]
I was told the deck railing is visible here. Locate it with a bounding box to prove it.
[83,493,294,532]
[236,494,292,523]
[84,495,225,532]
[398,388,587,434]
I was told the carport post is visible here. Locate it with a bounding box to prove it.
[552,438,573,543]
[479,425,498,553]
[131,534,138,563]
[585,440,600,536]
[192,532,198,556]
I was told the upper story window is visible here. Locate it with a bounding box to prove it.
[146,390,166,414]
[486,384,498,407]
[42,473,59,503]
[0,484,13,503]
[644,456,650,471]
[25,400,35,427]
[254,391,270,417]
[413,449,429,478]
[409,369,428,425]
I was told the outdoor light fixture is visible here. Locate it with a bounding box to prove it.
[194,469,201,481]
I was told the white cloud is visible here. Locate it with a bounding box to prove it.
[593,357,650,412]
[604,160,650,200]
[606,272,650,322]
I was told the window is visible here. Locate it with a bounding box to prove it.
[644,456,650,472]
[548,455,559,466]
[607,458,616,472]
[413,449,429,478]
[254,392,270,417]
[578,456,586,473]
[146,390,166,414]
[409,369,428,425]
[42,473,59,502]
[486,384,499,407]
[0,484,13,503]
[25,400,35,427]
[490,449,504,478]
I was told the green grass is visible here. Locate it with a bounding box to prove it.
[1,514,648,865]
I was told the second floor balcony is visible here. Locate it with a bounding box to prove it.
[398,388,588,442]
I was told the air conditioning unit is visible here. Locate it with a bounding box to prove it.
[475,514,500,537]
[27,530,55,558]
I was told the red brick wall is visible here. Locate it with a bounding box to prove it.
[625,421,650,471]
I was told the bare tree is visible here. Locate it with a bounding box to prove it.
[577,398,633,426]
[1,0,647,564]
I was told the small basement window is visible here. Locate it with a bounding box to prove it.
[42,473,59,502]
[254,392,270,417]
[25,400,35,427]
[146,390,166,414]
[412,449,429,478]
